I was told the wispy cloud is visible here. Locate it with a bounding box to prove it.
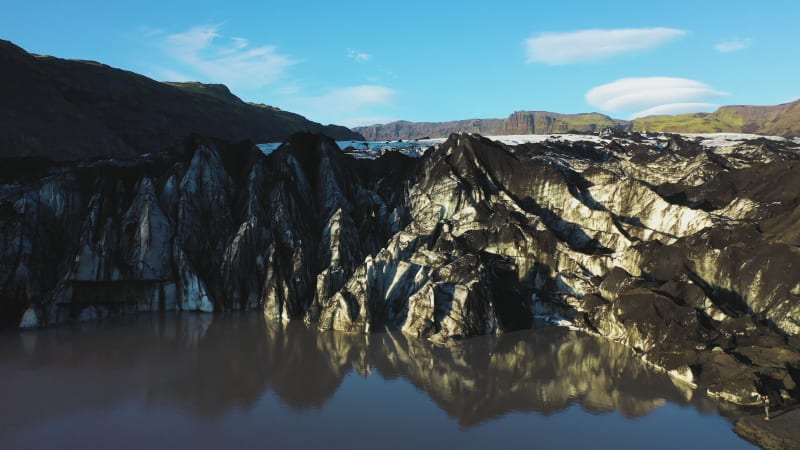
[274,84,301,95]
[153,25,295,88]
[307,85,395,115]
[231,37,249,50]
[158,68,193,82]
[285,85,396,125]
[347,49,372,62]
[338,116,398,128]
[524,27,686,64]
[714,38,752,53]
[585,77,728,118]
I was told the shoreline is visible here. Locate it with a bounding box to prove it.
[735,406,800,449]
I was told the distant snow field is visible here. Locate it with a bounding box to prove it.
[257,138,444,158]
[681,132,785,146]
[257,132,796,159]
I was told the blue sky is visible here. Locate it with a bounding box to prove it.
[2,0,798,127]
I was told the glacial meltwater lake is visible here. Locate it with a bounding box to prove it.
[0,313,756,449]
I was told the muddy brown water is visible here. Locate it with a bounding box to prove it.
[0,313,756,449]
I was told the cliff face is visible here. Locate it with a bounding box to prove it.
[2,131,800,409]
[2,133,415,329]
[0,40,362,161]
[354,112,628,140]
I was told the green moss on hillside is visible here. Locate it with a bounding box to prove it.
[633,111,744,133]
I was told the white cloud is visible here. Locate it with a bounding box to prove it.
[158,68,193,82]
[283,85,396,126]
[274,84,301,95]
[307,85,395,114]
[156,25,295,89]
[586,77,727,111]
[714,38,752,53]
[338,116,398,128]
[347,49,372,62]
[231,37,249,50]
[524,27,686,64]
[586,77,728,119]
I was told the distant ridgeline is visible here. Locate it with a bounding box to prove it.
[354,111,631,141]
[633,101,800,135]
[0,39,362,161]
[354,100,800,140]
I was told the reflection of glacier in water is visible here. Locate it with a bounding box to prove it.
[0,314,755,449]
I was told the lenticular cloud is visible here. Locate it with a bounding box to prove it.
[524,28,686,64]
[585,77,728,118]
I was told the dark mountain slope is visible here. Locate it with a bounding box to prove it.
[0,40,361,160]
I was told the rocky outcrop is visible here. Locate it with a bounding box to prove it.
[1,130,799,412]
[735,409,800,450]
[0,134,413,329]
[0,39,362,161]
[354,112,628,140]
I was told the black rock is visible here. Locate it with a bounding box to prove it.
[1,130,799,411]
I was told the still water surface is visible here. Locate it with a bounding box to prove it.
[0,313,755,449]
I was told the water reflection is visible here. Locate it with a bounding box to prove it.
[0,312,735,434]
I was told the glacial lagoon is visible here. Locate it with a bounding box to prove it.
[0,313,756,449]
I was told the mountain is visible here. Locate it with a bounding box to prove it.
[2,131,799,418]
[354,111,629,140]
[0,39,362,161]
[634,100,800,136]
[354,100,800,140]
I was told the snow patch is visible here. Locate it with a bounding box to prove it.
[259,132,792,161]
[668,366,697,387]
[485,134,610,146]
[683,133,788,148]
[19,307,38,328]
[534,314,579,330]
